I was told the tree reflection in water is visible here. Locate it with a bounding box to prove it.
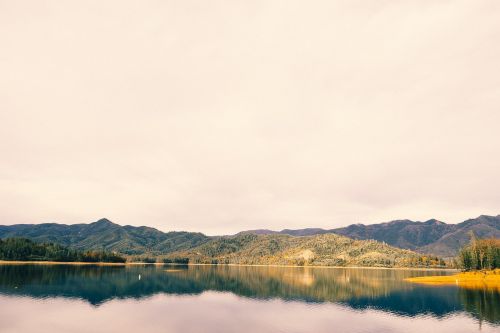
[0,264,498,325]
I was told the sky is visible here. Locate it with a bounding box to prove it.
[1,1,499,235]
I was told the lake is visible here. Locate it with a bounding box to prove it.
[0,264,498,333]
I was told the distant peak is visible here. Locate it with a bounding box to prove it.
[385,219,413,225]
[93,218,115,226]
[236,229,276,236]
[424,219,445,225]
[478,214,498,219]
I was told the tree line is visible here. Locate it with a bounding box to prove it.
[0,238,126,263]
[458,235,500,271]
[129,257,190,264]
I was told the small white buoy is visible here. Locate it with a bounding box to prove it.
[139,274,141,280]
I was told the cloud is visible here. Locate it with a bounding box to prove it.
[1,1,499,234]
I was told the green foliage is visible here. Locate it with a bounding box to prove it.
[0,238,126,263]
[244,215,500,257]
[169,234,446,268]
[2,216,498,258]
[142,257,157,263]
[163,257,189,264]
[130,256,157,263]
[0,219,211,256]
[458,237,500,271]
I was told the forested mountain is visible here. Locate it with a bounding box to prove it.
[239,215,500,256]
[0,219,438,267]
[166,233,439,267]
[417,216,500,256]
[1,215,498,258]
[0,238,125,262]
[0,219,210,255]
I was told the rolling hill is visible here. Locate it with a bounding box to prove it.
[0,218,210,255]
[0,218,435,267]
[166,233,431,267]
[239,215,500,256]
[1,215,498,258]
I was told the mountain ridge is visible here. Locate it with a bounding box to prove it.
[167,233,431,267]
[0,218,210,255]
[237,215,500,256]
[1,215,499,257]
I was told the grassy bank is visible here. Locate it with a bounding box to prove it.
[405,269,500,291]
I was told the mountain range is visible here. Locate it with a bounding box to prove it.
[0,219,209,255]
[0,215,499,258]
[238,215,500,257]
[166,233,427,267]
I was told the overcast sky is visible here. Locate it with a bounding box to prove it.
[1,1,499,235]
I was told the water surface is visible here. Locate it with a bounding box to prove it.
[0,264,498,333]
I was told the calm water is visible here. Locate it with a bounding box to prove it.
[0,265,498,333]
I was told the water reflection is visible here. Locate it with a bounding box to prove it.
[0,264,498,328]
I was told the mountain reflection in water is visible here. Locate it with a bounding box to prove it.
[0,264,498,329]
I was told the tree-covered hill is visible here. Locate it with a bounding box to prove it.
[418,216,500,256]
[2,215,497,259]
[239,215,500,257]
[166,233,441,267]
[0,238,126,262]
[0,219,210,255]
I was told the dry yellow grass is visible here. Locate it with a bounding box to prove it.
[405,269,500,291]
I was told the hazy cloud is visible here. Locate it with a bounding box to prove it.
[1,0,499,234]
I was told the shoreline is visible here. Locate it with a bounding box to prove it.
[182,263,456,271]
[0,260,456,271]
[405,269,500,290]
[0,260,126,266]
